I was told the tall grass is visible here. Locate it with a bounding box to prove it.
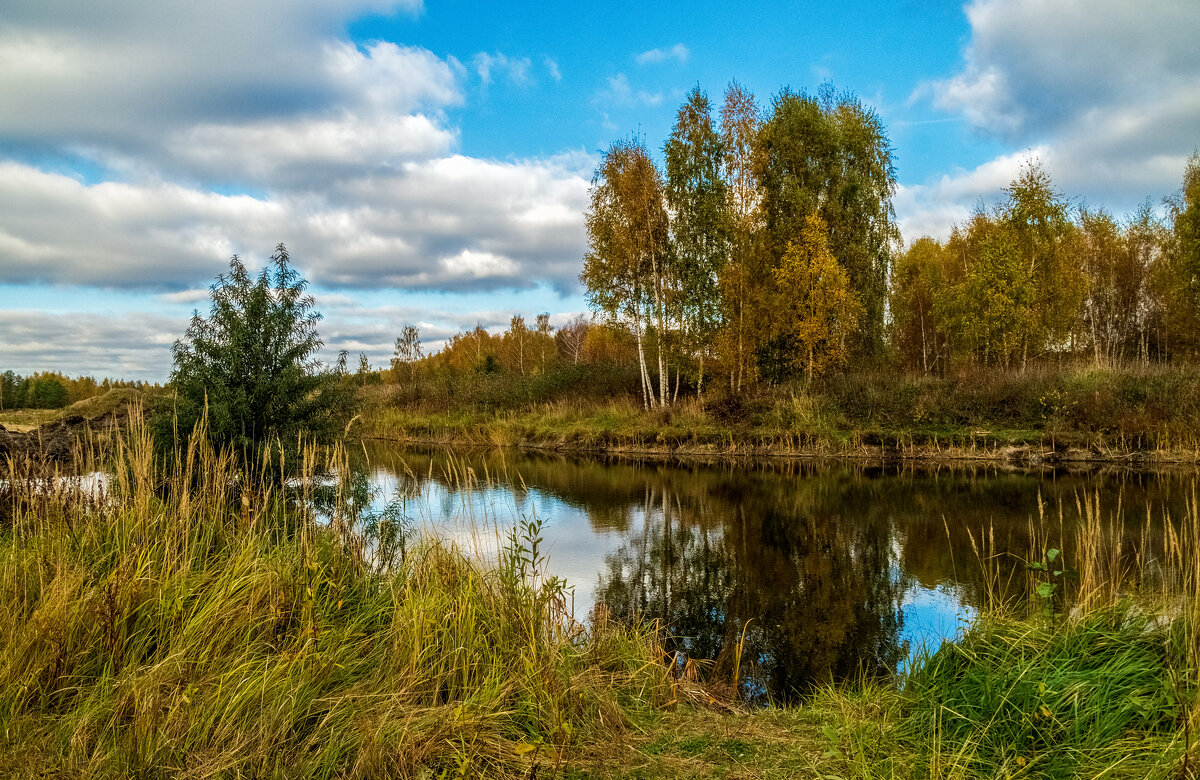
[0,415,668,778]
[875,489,1200,779]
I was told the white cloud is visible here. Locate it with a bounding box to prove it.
[473,51,533,87]
[168,113,457,186]
[904,0,1200,241]
[635,43,689,66]
[0,152,591,293]
[0,1,599,376]
[0,309,185,381]
[596,73,664,108]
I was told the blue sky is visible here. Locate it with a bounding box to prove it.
[1,0,1197,381]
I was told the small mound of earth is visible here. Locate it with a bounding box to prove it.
[0,407,130,463]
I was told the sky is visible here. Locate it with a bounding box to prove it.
[1,0,1198,381]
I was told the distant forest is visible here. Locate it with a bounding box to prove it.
[0,372,154,411]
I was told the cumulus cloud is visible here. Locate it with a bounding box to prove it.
[902,0,1200,243]
[0,0,593,301]
[0,152,590,293]
[635,43,689,66]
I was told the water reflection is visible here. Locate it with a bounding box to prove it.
[355,444,1198,701]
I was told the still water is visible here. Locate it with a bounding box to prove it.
[353,443,1197,701]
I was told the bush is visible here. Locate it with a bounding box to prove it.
[157,244,355,460]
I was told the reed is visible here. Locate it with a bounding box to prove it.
[0,414,670,778]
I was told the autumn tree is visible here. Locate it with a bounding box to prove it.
[534,312,555,374]
[890,238,951,374]
[938,212,1037,368]
[718,81,764,391]
[555,315,589,365]
[665,86,727,398]
[441,324,497,373]
[1156,152,1200,357]
[756,85,898,359]
[1002,160,1084,364]
[767,214,863,380]
[1075,207,1157,364]
[581,138,672,408]
[504,315,531,375]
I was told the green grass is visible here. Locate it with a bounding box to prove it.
[899,607,1192,778]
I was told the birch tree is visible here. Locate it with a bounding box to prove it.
[581,138,671,408]
[665,86,727,399]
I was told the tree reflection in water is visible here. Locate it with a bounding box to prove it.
[595,475,906,702]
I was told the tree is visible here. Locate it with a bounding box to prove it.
[767,214,863,380]
[27,375,69,409]
[891,238,951,374]
[939,213,1037,368]
[556,315,589,365]
[581,138,672,408]
[356,353,373,385]
[1075,206,1157,364]
[534,313,554,374]
[504,315,531,375]
[162,244,354,457]
[0,370,20,410]
[1156,152,1200,357]
[1002,160,1084,364]
[718,81,764,391]
[391,325,423,385]
[756,86,898,358]
[665,86,727,398]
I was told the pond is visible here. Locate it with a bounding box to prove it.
[353,443,1198,702]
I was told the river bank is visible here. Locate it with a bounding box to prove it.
[358,365,1200,467]
[361,406,1200,467]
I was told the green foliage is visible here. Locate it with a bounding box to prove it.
[665,86,728,391]
[1157,152,1200,357]
[25,375,68,409]
[944,215,1039,367]
[890,237,950,374]
[757,84,897,355]
[160,244,354,458]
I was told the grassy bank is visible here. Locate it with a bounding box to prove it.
[4,414,1199,777]
[362,363,1200,463]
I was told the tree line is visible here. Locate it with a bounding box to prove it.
[0,371,152,411]
[573,80,1200,407]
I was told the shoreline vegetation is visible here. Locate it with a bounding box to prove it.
[8,361,1200,468]
[3,412,1199,778]
[357,363,1200,467]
